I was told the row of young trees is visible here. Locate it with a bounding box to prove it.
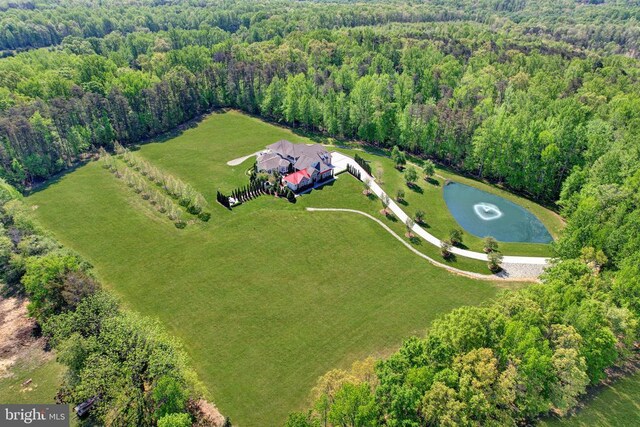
[345,163,361,180]
[353,154,371,176]
[100,149,188,228]
[115,144,211,220]
[0,179,216,426]
[229,178,296,206]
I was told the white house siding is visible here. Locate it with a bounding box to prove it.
[286,181,298,191]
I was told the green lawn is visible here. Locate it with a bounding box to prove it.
[539,371,640,427]
[26,111,533,425]
[0,356,65,405]
[334,147,563,257]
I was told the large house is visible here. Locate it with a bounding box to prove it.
[257,140,334,191]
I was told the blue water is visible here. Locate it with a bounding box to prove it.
[443,182,553,243]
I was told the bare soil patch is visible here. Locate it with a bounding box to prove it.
[0,297,51,380]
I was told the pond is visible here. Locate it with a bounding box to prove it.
[443,181,553,243]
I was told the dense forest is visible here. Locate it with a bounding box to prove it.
[0,0,639,202]
[1,0,640,426]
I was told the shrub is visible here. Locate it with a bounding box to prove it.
[198,212,211,222]
[440,240,452,259]
[391,146,406,169]
[405,217,415,237]
[404,166,418,184]
[483,236,499,253]
[449,228,463,246]
[423,159,435,179]
[286,188,296,203]
[186,204,201,215]
[174,221,187,229]
[380,193,390,214]
[487,251,503,272]
[158,413,191,427]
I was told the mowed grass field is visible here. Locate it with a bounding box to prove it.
[28,111,543,425]
[540,371,640,427]
[0,357,65,405]
[333,147,563,257]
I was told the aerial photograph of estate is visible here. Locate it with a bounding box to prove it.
[1,0,640,426]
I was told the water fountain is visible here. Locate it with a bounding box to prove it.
[443,182,553,243]
[473,202,503,221]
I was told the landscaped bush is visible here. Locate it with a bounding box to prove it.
[354,154,371,175]
[286,188,296,203]
[483,236,499,253]
[346,163,362,180]
[487,251,503,272]
[440,240,452,258]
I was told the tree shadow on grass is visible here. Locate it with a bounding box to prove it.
[384,213,398,222]
[291,128,328,144]
[362,146,389,157]
[416,220,431,229]
[425,177,440,186]
[27,159,96,195]
[407,183,423,194]
[453,242,469,250]
[408,236,422,245]
[312,179,336,191]
[443,254,458,263]
[397,199,408,206]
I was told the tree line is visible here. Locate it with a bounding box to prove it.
[1,9,639,204]
[0,179,224,426]
[287,252,639,426]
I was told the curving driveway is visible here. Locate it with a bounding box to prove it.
[329,152,551,267]
[226,151,261,166]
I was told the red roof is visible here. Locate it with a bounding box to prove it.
[283,169,310,185]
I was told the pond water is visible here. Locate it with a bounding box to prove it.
[443,182,553,243]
